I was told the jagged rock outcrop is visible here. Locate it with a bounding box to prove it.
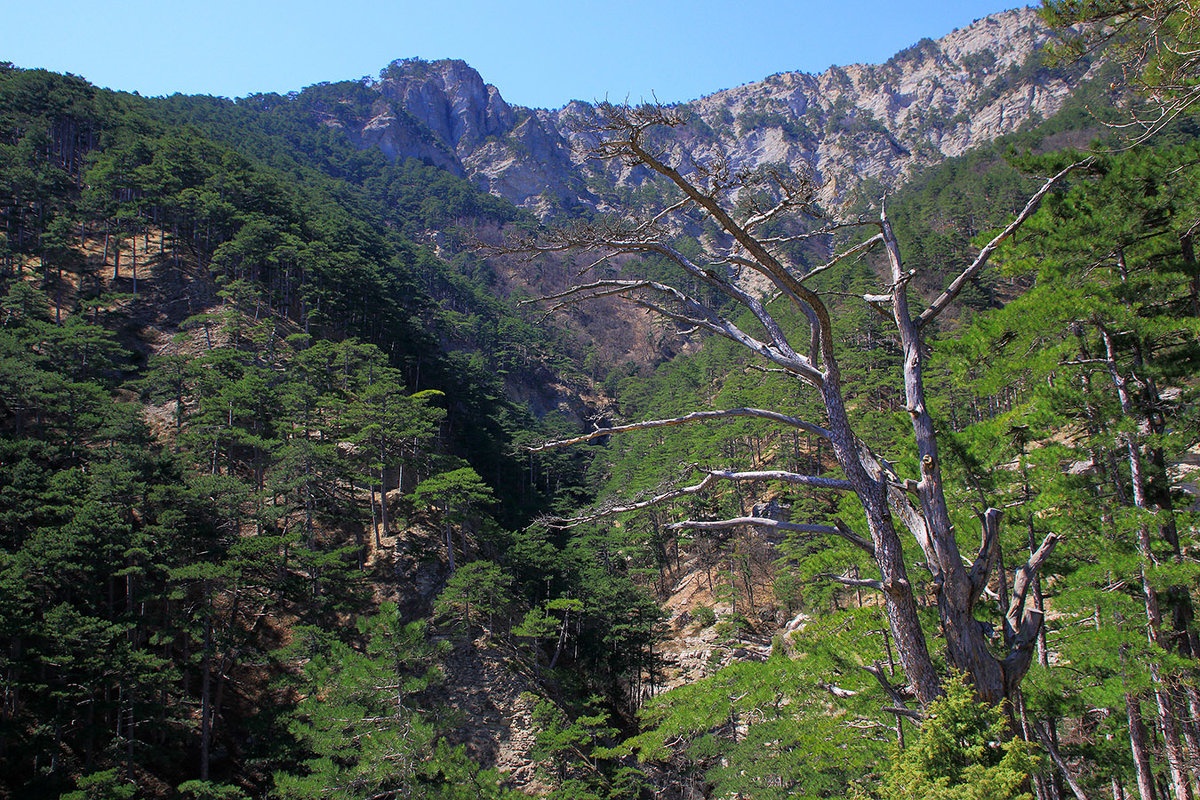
[337,7,1095,216]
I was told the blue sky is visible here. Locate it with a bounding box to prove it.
[4,0,1023,109]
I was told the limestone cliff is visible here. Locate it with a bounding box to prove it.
[341,7,1094,216]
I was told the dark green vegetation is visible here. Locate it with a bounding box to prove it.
[3,5,1200,799]
[0,64,652,799]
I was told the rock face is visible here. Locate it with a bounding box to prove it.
[339,7,1094,215]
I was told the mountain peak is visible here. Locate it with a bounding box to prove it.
[335,5,1093,215]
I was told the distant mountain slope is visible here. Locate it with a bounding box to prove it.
[324,7,1096,215]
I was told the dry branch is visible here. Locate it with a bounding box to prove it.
[820,572,885,592]
[542,473,718,528]
[666,516,875,555]
[703,468,853,491]
[503,100,1073,706]
[1006,532,1060,641]
[916,158,1094,327]
[526,408,831,452]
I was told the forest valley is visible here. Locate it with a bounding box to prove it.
[3,2,1200,799]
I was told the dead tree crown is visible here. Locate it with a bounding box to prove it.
[491,101,1089,708]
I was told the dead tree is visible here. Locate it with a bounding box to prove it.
[500,102,1088,707]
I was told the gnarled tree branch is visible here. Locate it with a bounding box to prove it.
[967,508,1003,610]
[668,516,875,556]
[525,407,832,453]
[703,468,853,491]
[542,473,718,528]
[916,159,1094,328]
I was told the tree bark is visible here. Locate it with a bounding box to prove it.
[200,581,212,782]
[1105,326,1193,800]
[1126,690,1158,800]
[506,104,1080,710]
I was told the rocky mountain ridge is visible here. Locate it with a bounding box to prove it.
[325,6,1095,216]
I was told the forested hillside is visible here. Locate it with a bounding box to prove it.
[0,64,640,798]
[3,3,1200,799]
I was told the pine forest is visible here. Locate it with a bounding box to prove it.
[3,3,1200,799]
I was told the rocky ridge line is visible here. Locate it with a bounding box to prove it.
[326,6,1094,216]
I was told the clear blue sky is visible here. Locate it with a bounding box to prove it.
[4,0,1024,109]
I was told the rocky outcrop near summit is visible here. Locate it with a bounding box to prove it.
[337,6,1095,215]
[352,59,584,212]
[676,7,1092,204]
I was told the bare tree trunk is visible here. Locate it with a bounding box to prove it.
[1180,232,1200,317]
[1184,686,1200,794]
[1150,656,1193,800]
[549,611,569,670]
[368,481,379,550]
[1032,717,1090,800]
[199,581,212,782]
[1103,325,1192,800]
[820,370,943,702]
[882,215,1021,704]
[504,104,1079,711]
[1015,690,1052,800]
[379,469,388,541]
[1126,690,1158,800]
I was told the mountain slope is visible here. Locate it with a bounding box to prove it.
[329,7,1095,215]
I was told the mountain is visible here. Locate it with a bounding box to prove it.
[321,7,1095,216]
[8,6,1192,798]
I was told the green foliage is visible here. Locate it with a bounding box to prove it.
[59,770,137,800]
[5,25,1200,800]
[411,466,495,518]
[1,62,588,535]
[273,602,514,799]
[736,108,816,143]
[435,559,514,636]
[0,63,596,798]
[525,693,639,799]
[1043,0,1200,141]
[713,613,753,642]
[691,604,716,628]
[873,675,1036,800]
[629,651,887,799]
[177,781,250,800]
[911,124,1200,800]
[411,466,496,570]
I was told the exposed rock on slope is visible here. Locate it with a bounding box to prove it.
[340,7,1094,215]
